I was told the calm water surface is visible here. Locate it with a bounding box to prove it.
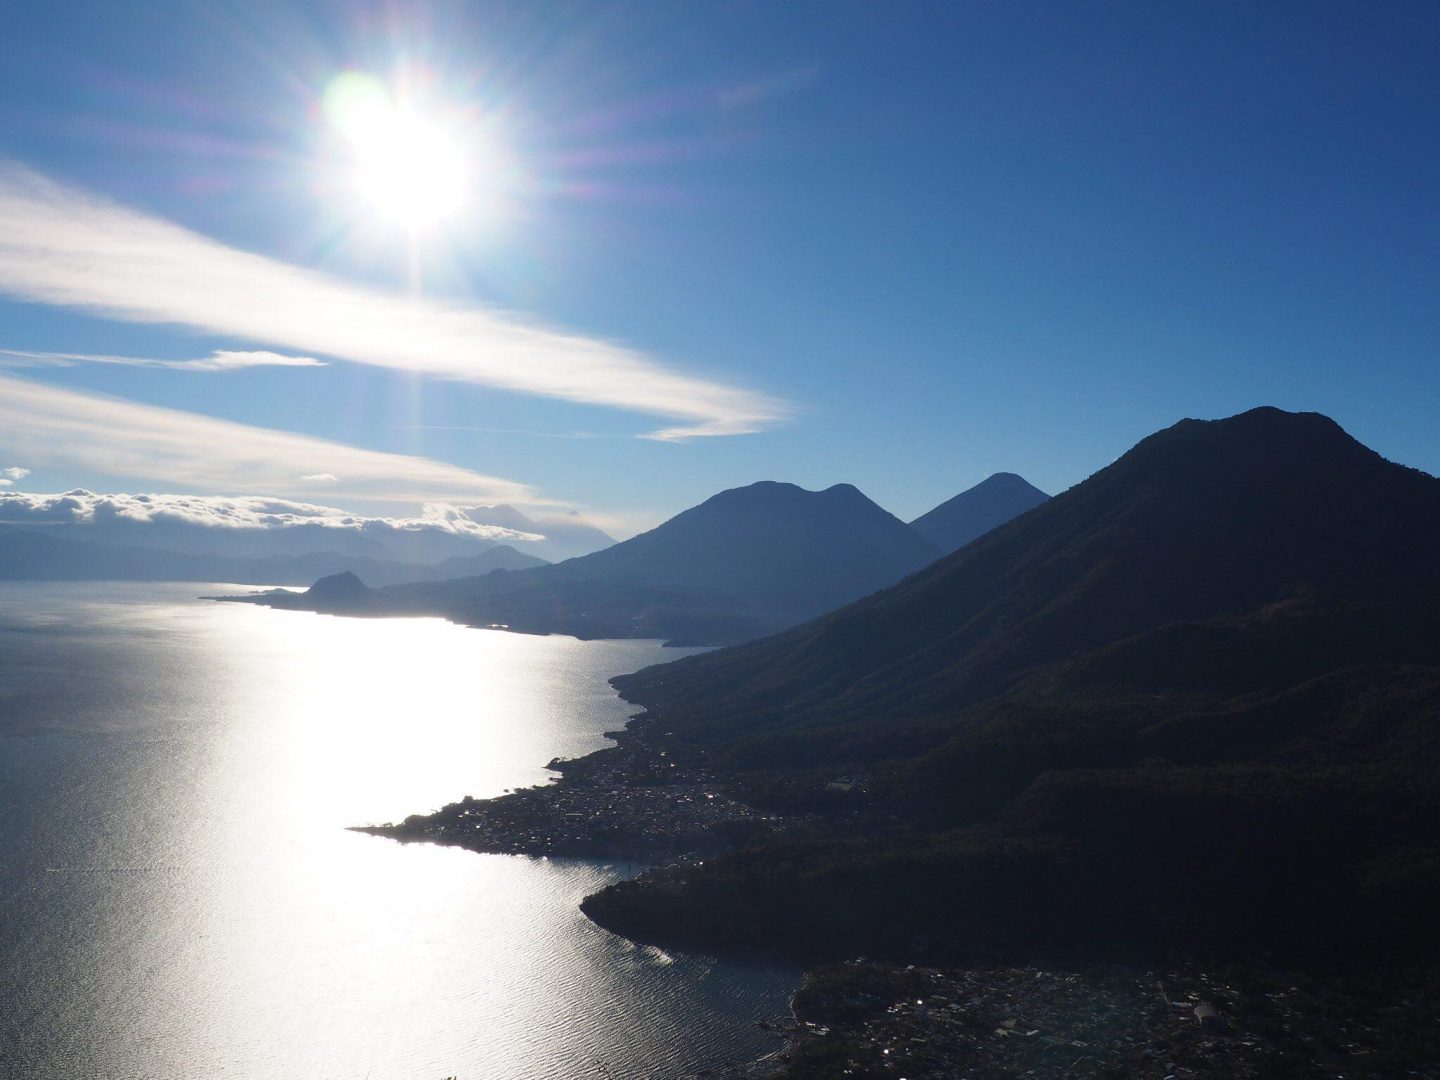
[0,582,796,1079]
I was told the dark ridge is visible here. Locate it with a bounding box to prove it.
[909,472,1051,554]
[230,479,946,646]
[587,407,1440,969]
[612,406,1438,740]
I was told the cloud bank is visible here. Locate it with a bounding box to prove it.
[0,489,539,542]
[0,372,532,503]
[0,164,790,440]
[0,347,325,371]
[0,489,549,563]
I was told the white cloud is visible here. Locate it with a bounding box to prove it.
[0,371,532,504]
[301,472,339,482]
[0,347,324,372]
[2,466,28,479]
[0,163,791,440]
[0,488,541,543]
[416,502,544,542]
[182,350,324,371]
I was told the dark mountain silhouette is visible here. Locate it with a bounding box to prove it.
[909,472,1050,553]
[0,525,545,586]
[230,481,944,645]
[540,481,939,606]
[299,570,380,612]
[586,408,1440,969]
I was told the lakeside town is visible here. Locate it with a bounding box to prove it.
[356,720,814,861]
[704,963,1439,1079]
[356,715,1440,1080]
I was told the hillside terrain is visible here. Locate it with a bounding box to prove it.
[909,471,1050,553]
[584,408,1440,969]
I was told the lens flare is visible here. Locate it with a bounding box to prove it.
[323,72,470,228]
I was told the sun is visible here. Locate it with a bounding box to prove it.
[324,72,470,229]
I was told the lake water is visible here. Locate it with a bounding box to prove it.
[0,582,797,1079]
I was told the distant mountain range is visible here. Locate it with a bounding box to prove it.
[14,510,488,563]
[0,526,546,587]
[0,494,617,566]
[239,481,952,644]
[586,408,1440,968]
[222,475,1051,645]
[908,471,1049,553]
[6,471,1047,646]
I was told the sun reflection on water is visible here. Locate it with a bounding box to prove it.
[0,583,796,1079]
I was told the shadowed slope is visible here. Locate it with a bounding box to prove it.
[614,408,1440,742]
[909,472,1050,554]
[590,409,1440,968]
[293,481,944,645]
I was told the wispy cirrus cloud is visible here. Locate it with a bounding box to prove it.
[0,347,324,371]
[0,372,533,504]
[0,164,791,440]
[717,64,821,110]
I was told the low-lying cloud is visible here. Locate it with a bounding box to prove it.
[0,488,548,563]
[0,347,325,372]
[0,163,791,440]
[0,371,533,504]
[0,489,539,542]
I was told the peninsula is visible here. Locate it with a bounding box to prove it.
[361,409,1440,1078]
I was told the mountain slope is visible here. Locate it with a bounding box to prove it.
[543,481,941,609]
[419,546,548,581]
[614,408,1440,743]
[254,481,944,645]
[909,472,1050,553]
[589,408,1440,967]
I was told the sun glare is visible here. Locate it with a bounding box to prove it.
[324,72,471,229]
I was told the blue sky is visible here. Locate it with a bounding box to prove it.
[0,0,1436,534]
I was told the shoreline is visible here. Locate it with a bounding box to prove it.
[354,706,1440,1079]
[350,716,809,863]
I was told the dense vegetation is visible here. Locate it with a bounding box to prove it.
[586,409,1440,970]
